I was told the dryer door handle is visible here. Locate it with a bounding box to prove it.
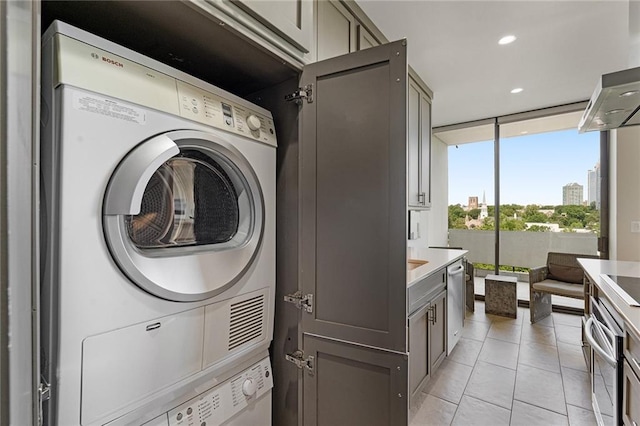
[104,134,180,215]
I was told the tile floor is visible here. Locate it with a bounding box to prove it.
[409,301,597,426]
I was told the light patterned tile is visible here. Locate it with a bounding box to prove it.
[558,342,588,372]
[410,394,457,426]
[462,319,492,341]
[464,361,515,409]
[478,338,519,370]
[561,367,592,410]
[487,321,522,344]
[518,341,560,373]
[555,324,582,346]
[514,364,567,415]
[522,322,557,346]
[553,312,582,328]
[566,404,597,426]
[510,400,569,425]
[448,337,483,367]
[451,395,511,426]
[423,359,473,404]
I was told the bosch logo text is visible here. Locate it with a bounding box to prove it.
[102,57,124,68]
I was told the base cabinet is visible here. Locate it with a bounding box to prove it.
[408,285,447,407]
[623,359,640,426]
[303,335,408,426]
[409,304,430,403]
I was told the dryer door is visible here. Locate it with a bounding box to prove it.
[103,130,264,301]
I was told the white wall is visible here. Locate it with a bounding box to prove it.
[610,126,640,261]
[428,135,449,246]
[407,135,449,248]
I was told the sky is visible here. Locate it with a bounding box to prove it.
[448,129,600,206]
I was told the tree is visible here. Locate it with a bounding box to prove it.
[448,204,466,228]
[467,208,481,219]
[526,225,548,232]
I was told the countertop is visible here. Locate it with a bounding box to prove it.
[407,247,468,287]
[578,258,640,336]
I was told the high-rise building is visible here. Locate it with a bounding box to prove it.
[468,196,478,209]
[587,162,601,209]
[562,182,583,206]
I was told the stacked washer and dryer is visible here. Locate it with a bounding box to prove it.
[40,21,276,425]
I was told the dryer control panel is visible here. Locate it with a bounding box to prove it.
[166,357,273,426]
[177,81,277,147]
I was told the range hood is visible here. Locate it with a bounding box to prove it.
[579,66,640,132]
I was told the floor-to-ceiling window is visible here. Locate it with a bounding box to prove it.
[437,104,603,310]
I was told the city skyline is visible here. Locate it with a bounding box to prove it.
[448,128,599,206]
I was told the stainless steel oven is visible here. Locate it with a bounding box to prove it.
[586,296,624,426]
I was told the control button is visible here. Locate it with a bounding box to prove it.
[269,128,274,135]
[186,407,192,415]
[191,98,198,106]
[242,378,257,397]
[192,107,199,114]
[265,370,270,378]
[246,114,261,131]
[225,117,233,126]
[176,413,183,421]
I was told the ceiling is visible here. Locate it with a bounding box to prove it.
[357,0,631,128]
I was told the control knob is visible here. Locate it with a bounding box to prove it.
[246,115,261,132]
[242,377,257,397]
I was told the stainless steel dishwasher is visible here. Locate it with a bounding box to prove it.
[447,260,465,354]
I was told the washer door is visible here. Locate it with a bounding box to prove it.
[103,130,264,301]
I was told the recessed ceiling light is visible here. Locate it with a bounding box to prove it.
[605,109,625,115]
[520,131,528,134]
[498,35,517,45]
[620,90,638,97]
[510,88,523,94]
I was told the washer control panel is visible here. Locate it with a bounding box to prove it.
[167,357,273,426]
[177,81,277,147]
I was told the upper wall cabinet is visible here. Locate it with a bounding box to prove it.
[188,0,313,67]
[316,0,381,61]
[232,0,313,53]
[408,71,432,209]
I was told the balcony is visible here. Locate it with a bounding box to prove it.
[449,229,598,310]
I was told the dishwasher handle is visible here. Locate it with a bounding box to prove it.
[448,264,465,276]
[584,317,617,366]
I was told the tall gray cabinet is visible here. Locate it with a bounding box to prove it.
[291,40,409,426]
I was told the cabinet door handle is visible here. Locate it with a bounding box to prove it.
[418,192,426,205]
[429,305,437,325]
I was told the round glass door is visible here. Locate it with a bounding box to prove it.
[103,130,264,301]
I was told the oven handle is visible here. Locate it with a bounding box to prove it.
[585,317,617,366]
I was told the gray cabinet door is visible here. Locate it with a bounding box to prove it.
[300,40,408,352]
[407,75,432,209]
[419,92,432,206]
[234,0,313,52]
[316,0,356,61]
[303,334,408,426]
[408,303,430,405]
[429,289,447,371]
[357,24,379,51]
[407,79,421,207]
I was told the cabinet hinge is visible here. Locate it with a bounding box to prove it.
[285,84,313,104]
[285,350,314,374]
[283,291,313,313]
[37,375,51,426]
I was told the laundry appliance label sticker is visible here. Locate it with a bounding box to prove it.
[73,92,146,125]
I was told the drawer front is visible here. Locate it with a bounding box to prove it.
[408,269,446,314]
[625,327,640,379]
[623,359,640,426]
